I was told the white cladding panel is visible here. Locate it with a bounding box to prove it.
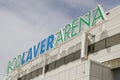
[32,60,113,80]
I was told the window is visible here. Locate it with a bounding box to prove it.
[113,68,120,80]
[31,70,38,79]
[74,50,81,60]
[56,58,65,68]
[20,75,25,80]
[88,44,95,54]
[65,53,74,64]
[94,40,105,52]
[18,78,21,80]
[25,73,31,80]
[17,78,21,80]
[48,61,56,71]
[106,12,110,15]
[45,65,49,73]
[106,34,120,47]
[37,67,43,75]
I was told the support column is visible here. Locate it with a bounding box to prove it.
[42,55,46,78]
[81,32,88,60]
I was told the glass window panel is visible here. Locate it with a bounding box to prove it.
[18,78,21,80]
[74,50,81,60]
[21,76,25,80]
[114,69,120,80]
[94,40,105,52]
[25,73,31,80]
[56,58,64,68]
[48,61,56,71]
[106,34,120,47]
[88,45,93,53]
[65,53,74,64]
[31,70,38,79]
[38,67,43,75]
[45,65,49,73]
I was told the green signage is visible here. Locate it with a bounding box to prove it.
[55,5,106,45]
[7,5,106,74]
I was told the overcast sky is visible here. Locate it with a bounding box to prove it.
[0,0,120,79]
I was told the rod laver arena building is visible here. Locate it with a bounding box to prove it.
[5,5,120,80]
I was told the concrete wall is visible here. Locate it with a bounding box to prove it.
[31,60,113,80]
[90,61,113,80]
[88,5,120,63]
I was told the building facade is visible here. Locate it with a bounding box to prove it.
[5,5,120,80]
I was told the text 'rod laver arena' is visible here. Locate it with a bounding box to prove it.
[5,4,120,80]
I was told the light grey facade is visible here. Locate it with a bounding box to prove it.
[5,5,120,80]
